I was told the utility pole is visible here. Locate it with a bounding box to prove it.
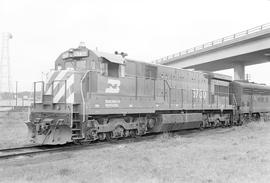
[0,32,13,104]
[15,81,18,106]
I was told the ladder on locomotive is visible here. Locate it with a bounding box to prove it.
[70,104,83,140]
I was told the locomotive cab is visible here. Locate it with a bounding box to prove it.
[55,45,126,75]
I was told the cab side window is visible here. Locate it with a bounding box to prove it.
[119,65,125,77]
[90,60,96,70]
[101,61,108,76]
[107,62,119,77]
[101,59,124,78]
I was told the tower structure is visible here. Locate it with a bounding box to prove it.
[0,32,13,101]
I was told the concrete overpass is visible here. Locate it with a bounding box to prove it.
[155,23,270,80]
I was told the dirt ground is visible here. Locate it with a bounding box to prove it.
[0,114,270,183]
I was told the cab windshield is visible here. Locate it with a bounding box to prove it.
[64,60,86,70]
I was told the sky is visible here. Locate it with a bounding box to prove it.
[1,0,270,91]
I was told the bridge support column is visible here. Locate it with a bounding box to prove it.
[234,63,245,80]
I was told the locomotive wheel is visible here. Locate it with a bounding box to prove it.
[214,119,220,128]
[112,125,125,138]
[224,119,230,127]
[106,132,112,141]
[238,118,244,126]
[124,130,130,137]
[221,120,227,128]
[98,133,106,141]
[147,118,156,129]
[220,121,225,128]
[210,121,215,128]
[73,139,82,145]
[129,130,137,138]
[199,122,204,130]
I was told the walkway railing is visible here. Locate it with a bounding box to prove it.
[154,23,270,64]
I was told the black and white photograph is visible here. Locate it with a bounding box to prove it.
[1,0,270,182]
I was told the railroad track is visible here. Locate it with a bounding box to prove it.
[0,145,68,160]
[0,127,235,160]
[0,134,159,161]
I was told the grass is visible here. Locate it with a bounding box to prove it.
[0,119,270,182]
[0,112,28,148]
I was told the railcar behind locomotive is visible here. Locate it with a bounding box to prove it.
[230,80,270,122]
[25,44,267,145]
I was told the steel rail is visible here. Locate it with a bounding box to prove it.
[0,144,81,160]
[0,145,42,152]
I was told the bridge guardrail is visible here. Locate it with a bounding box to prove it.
[154,23,270,64]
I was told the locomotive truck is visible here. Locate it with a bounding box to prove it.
[26,44,270,145]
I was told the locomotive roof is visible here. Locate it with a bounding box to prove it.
[233,80,270,90]
[126,58,232,81]
[56,46,232,81]
[127,58,203,73]
[203,72,232,81]
[56,46,125,65]
[91,50,125,64]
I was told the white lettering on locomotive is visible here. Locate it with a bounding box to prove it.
[105,103,119,108]
[192,89,207,99]
[105,79,121,93]
[105,99,120,108]
[105,100,120,103]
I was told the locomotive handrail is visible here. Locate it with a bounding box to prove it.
[164,80,172,107]
[135,76,138,100]
[201,90,204,109]
[81,70,91,123]
[232,94,238,107]
[70,103,73,128]
[33,81,44,107]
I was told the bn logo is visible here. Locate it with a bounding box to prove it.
[105,79,120,93]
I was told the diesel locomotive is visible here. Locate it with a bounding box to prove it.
[26,44,270,145]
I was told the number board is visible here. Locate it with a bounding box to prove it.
[62,50,89,59]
